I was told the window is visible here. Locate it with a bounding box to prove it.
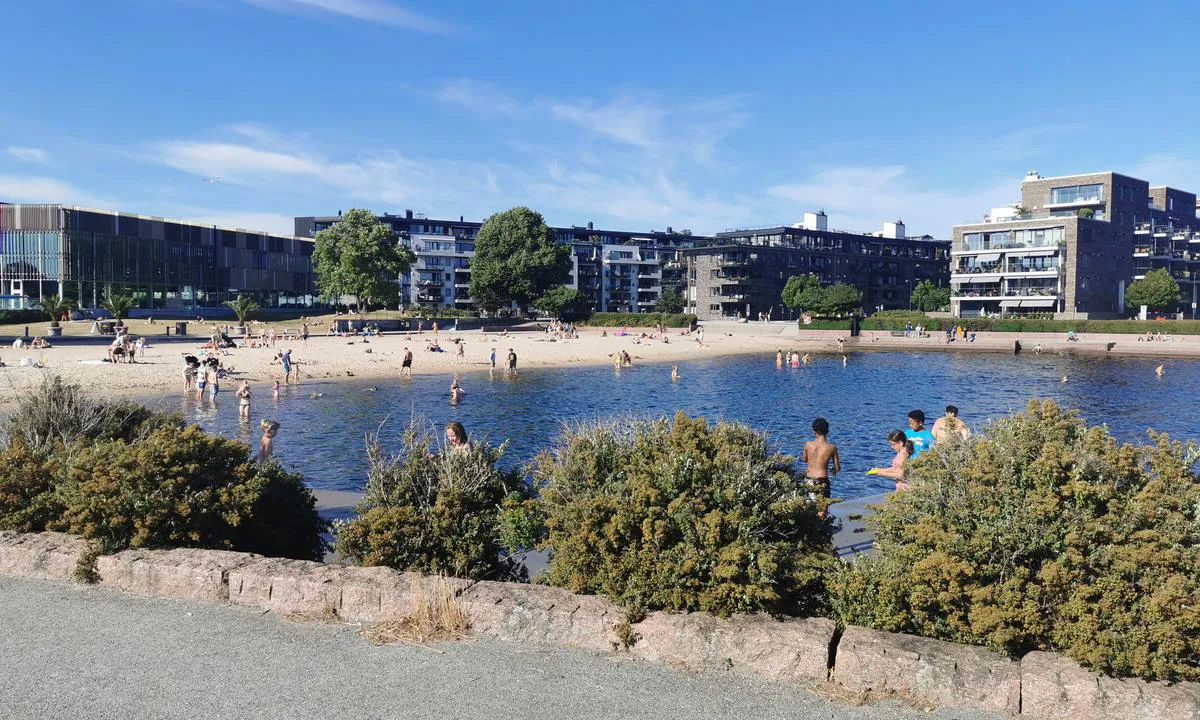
[1050,184,1104,205]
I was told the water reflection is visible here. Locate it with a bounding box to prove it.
[180,351,1200,499]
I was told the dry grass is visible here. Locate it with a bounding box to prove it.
[362,575,471,648]
[282,604,339,624]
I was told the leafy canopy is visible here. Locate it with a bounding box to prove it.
[468,207,571,312]
[909,279,951,312]
[1125,268,1181,313]
[34,294,76,327]
[224,294,261,324]
[312,208,416,309]
[533,286,587,319]
[102,294,136,325]
[654,285,684,314]
[781,274,861,315]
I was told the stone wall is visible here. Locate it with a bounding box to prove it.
[1,531,1196,719]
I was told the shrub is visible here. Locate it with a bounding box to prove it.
[49,425,325,559]
[334,420,534,580]
[535,412,834,617]
[0,377,325,560]
[1,376,181,457]
[584,312,696,328]
[0,309,46,325]
[829,401,1200,682]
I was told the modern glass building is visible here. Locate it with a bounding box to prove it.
[0,204,318,310]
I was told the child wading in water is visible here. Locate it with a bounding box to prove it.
[802,417,840,515]
[869,430,914,491]
[259,420,279,462]
[236,380,252,421]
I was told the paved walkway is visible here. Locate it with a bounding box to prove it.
[0,577,1004,720]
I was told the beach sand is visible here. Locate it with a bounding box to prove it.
[2,321,1197,408]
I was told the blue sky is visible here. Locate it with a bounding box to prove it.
[3,0,1199,237]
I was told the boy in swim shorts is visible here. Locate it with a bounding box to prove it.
[802,417,840,509]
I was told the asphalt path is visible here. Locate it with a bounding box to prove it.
[0,577,1003,720]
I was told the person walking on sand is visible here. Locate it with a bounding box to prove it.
[401,347,413,378]
[300,322,310,347]
[932,405,970,443]
[802,417,840,510]
[236,380,252,421]
[258,420,279,462]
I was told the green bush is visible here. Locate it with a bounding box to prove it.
[584,312,696,328]
[0,309,47,325]
[535,412,834,617]
[334,420,535,580]
[0,377,325,561]
[49,425,325,559]
[829,401,1200,682]
[827,313,1200,335]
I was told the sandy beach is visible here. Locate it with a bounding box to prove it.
[2,321,1198,408]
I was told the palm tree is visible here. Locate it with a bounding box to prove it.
[34,295,76,328]
[102,294,137,327]
[224,294,261,326]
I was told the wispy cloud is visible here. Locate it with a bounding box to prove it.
[435,79,520,116]
[6,146,50,164]
[151,140,323,178]
[769,165,1013,236]
[240,0,453,34]
[0,174,113,208]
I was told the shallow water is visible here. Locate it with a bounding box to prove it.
[180,350,1200,499]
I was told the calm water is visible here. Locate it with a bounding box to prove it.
[179,351,1200,499]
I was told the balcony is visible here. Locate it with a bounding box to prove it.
[416,279,443,288]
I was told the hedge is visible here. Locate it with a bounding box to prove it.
[798,313,1200,335]
[584,312,697,328]
[0,309,46,325]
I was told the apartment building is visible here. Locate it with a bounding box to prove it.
[950,171,1200,318]
[682,212,950,321]
[295,211,704,312]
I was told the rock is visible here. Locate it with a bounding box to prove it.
[631,612,835,684]
[0,531,90,582]
[226,558,469,622]
[97,548,256,602]
[833,625,1020,714]
[1020,651,1200,719]
[459,581,622,652]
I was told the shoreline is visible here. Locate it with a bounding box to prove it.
[2,324,1198,409]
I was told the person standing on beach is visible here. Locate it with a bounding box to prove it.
[489,347,496,371]
[258,420,278,462]
[432,320,439,339]
[931,405,970,443]
[401,347,413,377]
[506,348,517,375]
[801,417,840,507]
[904,410,935,457]
[300,322,310,347]
[236,380,252,421]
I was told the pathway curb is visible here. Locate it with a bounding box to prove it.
[2,531,1196,719]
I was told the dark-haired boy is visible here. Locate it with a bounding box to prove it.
[802,417,840,504]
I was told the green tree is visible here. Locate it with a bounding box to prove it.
[34,295,76,328]
[533,286,586,319]
[909,280,951,312]
[655,285,684,314]
[223,294,260,325]
[469,207,571,313]
[312,208,416,310]
[819,283,863,316]
[1125,268,1181,313]
[101,294,136,327]
[781,274,821,310]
